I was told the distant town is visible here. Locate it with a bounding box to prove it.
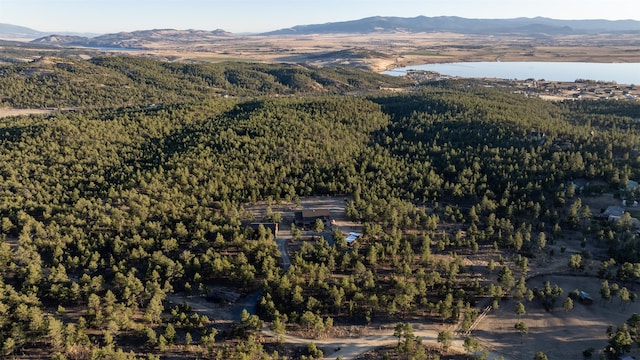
[408,70,640,102]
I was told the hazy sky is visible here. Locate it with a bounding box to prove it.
[1,0,638,34]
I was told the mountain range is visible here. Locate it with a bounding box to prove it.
[263,16,640,35]
[2,16,640,49]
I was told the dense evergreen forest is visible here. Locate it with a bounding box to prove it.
[1,56,640,359]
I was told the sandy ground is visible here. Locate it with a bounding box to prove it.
[0,107,55,118]
[472,274,640,360]
[466,192,634,360]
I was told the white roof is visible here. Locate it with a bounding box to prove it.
[345,232,361,244]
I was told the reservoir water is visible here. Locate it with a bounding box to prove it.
[384,62,640,84]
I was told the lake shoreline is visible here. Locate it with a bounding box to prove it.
[394,72,640,102]
[384,61,640,85]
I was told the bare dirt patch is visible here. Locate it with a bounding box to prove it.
[0,108,54,118]
[473,274,640,360]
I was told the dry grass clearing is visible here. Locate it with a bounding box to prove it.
[0,107,55,118]
[51,32,640,73]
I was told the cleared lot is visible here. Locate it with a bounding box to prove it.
[243,195,363,238]
[473,274,640,360]
[0,108,54,118]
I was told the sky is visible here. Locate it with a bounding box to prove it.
[1,0,638,34]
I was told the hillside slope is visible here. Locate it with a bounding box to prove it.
[0,57,410,108]
[31,29,233,48]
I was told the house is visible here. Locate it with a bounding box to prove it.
[247,223,279,238]
[345,232,362,245]
[627,180,639,192]
[295,209,330,227]
[601,206,625,219]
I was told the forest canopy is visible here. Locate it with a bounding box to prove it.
[1,56,640,358]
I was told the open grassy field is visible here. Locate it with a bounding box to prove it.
[4,32,640,72]
[155,33,640,72]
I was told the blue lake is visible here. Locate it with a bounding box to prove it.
[384,62,640,84]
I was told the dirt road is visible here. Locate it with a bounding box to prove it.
[262,325,509,360]
[276,238,291,270]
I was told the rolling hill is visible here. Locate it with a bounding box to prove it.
[30,29,233,49]
[0,23,99,40]
[0,56,411,108]
[0,23,47,39]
